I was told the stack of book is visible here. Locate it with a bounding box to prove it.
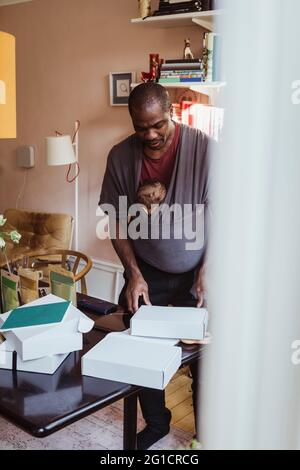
[172,100,224,141]
[182,101,224,140]
[159,58,205,84]
[153,0,202,16]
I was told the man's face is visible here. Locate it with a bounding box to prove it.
[131,100,173,151]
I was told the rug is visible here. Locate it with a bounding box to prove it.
[0,401,193,450]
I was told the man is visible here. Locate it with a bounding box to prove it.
[99,83,211,449]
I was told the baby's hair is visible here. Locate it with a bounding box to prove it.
[137,179,167,211]
[139,178,161,187]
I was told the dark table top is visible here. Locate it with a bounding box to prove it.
[0,295,204,438]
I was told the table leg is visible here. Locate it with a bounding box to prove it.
[123,392,138,450]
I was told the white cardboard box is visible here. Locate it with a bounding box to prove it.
[130,306,208,341]
[0,294,93,361]
[0,340,13,370]
[2,327,83,363]
[0,337,78,374]
[16,353,76,391]
[82,334,182,390]
[17,352,70,374]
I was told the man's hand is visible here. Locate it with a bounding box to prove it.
[125,274,151,314]
[195,265,206,308]
[111,224,151,314]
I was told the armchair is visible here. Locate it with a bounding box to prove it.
[0,209,73,268]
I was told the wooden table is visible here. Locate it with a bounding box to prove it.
[0,294,204,449]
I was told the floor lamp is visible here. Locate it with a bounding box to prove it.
[46,121,80,251]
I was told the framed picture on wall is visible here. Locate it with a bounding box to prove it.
[109,72,136,106]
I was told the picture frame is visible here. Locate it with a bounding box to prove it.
[109,72,136,106]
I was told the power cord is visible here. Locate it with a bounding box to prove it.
[15,169,28,209]
[55,120,81,183]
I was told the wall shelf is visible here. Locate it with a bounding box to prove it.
[131,10,223,31]
[132,81,225,98]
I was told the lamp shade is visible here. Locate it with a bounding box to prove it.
[0,80,5,104]
[46,135,77,166]
[0,31,16,139]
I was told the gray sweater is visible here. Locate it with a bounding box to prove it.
[99,124,211,274]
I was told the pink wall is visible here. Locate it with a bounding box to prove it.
[0,0,204,264]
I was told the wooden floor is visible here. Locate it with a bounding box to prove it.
[166,367,195,434]
[136,366,195,434]
[138,367,195,435]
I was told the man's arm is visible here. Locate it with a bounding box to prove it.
[194,264,206,308]
[194,136,214,308]
[112,221,151,314]
[194,203,211,308]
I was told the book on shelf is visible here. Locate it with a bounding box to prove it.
[200,0,215,11]
[153,0,202,16]
[161,69,203,73]
[212,34,221,82]
[168,0,215,5]
[156,0,216,12]
[153,8,200,16]
[160,73,204,78]
[203,32,221,82]
[168,0,198,3]
[172,100,224,141]
[161,63,203,70]
[159,77,204,83]
[159,0,201,7]
[165,59,202,64]
[169,0,195,2]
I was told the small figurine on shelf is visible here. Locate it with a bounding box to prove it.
[183,38,194,60]
[141,53,160,83]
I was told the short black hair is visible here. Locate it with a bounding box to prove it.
[128,82,171,115]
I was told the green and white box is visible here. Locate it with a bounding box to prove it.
[0,294,93,361]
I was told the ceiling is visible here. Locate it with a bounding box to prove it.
[0,0,32,6]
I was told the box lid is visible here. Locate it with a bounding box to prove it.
[0,301,70,332]
[131,306,208,340]
[82,334,182,389]
[0,294,94,341]
[84,335,181,370]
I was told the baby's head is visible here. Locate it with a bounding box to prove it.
[137,179,167,214]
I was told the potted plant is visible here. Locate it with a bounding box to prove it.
[0,214,21,275]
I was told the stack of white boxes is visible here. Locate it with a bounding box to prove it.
[82,306,208,390]
[0,294,94,374]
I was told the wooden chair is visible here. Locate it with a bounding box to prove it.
[27,249,92,295]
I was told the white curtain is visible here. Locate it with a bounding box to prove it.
[201,0,300,449]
